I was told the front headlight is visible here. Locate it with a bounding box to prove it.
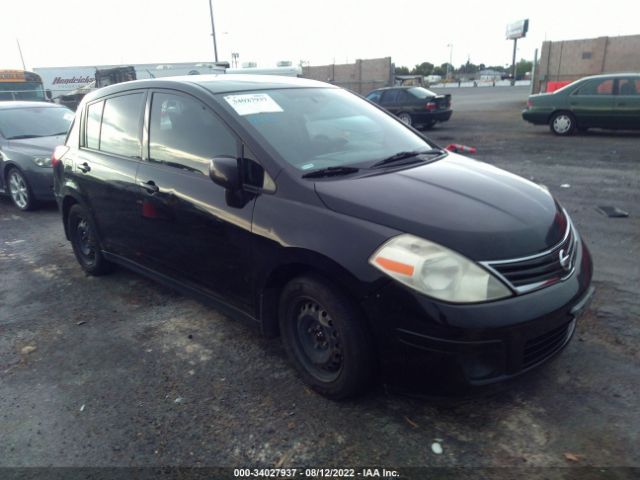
[369,234,512,303]
[32,157,52,168]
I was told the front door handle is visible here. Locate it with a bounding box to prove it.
[139,180,159,194]
[77,162,91,173]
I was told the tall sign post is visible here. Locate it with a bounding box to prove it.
[208,0,219,63]
[506,19,529,86]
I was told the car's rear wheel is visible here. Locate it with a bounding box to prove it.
[68,204,114,276]
[398,112,413,126]
[550,112,576,136]
[7,168,36,211]
[279,275,376,399]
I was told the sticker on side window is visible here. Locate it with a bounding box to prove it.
[224,94,283,116]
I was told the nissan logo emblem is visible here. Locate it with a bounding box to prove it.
[559,248,572,272]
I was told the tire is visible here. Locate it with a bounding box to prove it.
[279,275,376,399]
[398,112,413,126]
[68,204,114,276]
[549,112,576,136]
[6,168,36,211]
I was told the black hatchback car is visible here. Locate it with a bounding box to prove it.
[366,86,452,129]
[53,75,593,399]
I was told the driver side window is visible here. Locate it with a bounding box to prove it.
[148,92,237,175]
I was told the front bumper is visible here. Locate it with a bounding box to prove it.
[361,238,593,391]
[24,167,55,201]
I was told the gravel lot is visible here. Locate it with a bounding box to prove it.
[1,86,638,477]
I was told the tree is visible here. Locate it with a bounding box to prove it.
[516,58,533,79]
[411,62,434,76]
[430,63,445,77]
[395,65,410,75]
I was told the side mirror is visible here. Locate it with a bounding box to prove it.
[45,89,53,101]
[209,156,239,190]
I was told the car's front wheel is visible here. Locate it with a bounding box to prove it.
[68,204,114,276]
[550,112,576,136]
[279,275,376,399]
[398,112,413,126]
[7,168,36,211]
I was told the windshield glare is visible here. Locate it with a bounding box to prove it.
[220,88,433,171]
[0,107,74,139]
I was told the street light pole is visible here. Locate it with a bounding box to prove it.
[208,0,219,63]
[446,44,453,80]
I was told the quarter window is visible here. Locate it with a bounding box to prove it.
[99,93,145,158]
[148,92,237,175]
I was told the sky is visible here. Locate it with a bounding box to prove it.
[1,0,639,71]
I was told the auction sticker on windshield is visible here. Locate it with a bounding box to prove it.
[224,93,283,116]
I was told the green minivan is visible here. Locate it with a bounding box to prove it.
[523,73,640,135]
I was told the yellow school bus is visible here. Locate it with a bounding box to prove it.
[0,70,47,101]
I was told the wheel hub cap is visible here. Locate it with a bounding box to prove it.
[554,115,571,133]
[8,172,28,209]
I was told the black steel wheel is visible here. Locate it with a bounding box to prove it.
[279,275,376,399]
[68,204,114,276]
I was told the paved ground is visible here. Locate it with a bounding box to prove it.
[1,87,639,476]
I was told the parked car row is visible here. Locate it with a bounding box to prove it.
[38,75,593,399]
[523,73,640,135]
[0,102,74,210]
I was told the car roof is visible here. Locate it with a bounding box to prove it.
[370,86,421,92]
[84,74,334,101]
[580,72,640,81]
[0,101,66,110]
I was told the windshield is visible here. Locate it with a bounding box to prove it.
[0,82,46,101]
[407,87,437,99]
[219,88,433,171]
[0,107,74,139]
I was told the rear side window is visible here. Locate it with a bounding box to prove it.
[99,93,145,158]
[86,101,103,149]
[618,78,639,95]
[381,90,399,104]
[148,92,237,175]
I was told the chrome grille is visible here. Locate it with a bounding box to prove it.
[483,221,577,294]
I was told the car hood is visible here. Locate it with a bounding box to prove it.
[6,135,66,156]
[314,153,567,261]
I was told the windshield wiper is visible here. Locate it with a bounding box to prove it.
[371,149,445,168]
[301,166,360,179]
[7,134,46,140]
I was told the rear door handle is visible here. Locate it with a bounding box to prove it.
[77,162,91,173]
[138,180,159,194]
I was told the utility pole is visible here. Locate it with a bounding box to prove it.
[511,38,518,86]
[16,39,26,70]
[446,44,453,80]
[208,0,219,63]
